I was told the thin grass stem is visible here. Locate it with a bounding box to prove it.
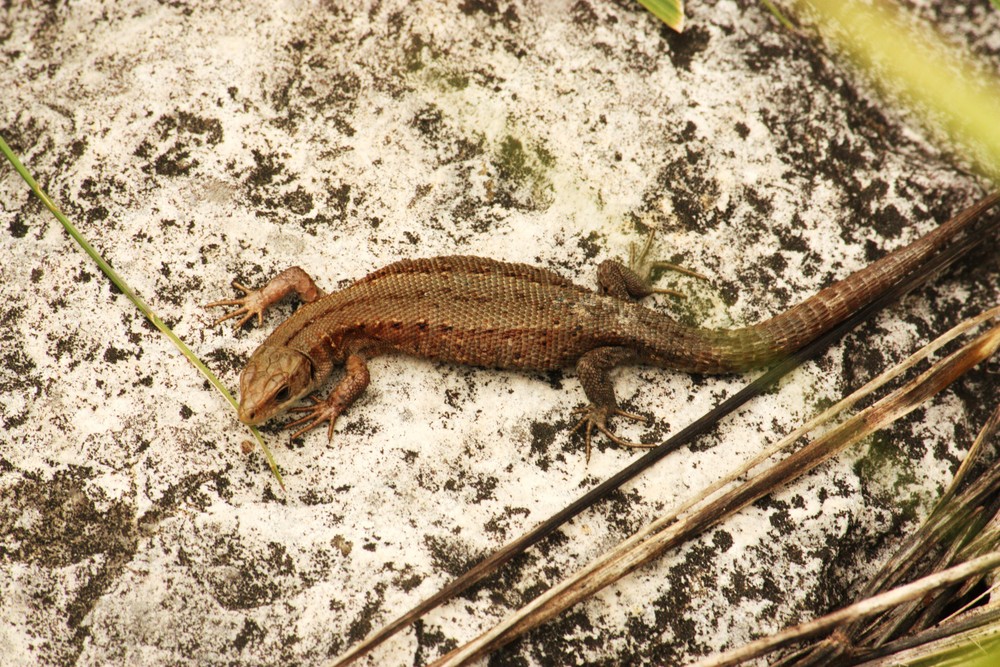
[0,134,285,489]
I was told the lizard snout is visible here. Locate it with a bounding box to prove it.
[238,403,260,425]
[238,405,253,423]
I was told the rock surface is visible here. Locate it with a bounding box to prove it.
[1,1,998,665]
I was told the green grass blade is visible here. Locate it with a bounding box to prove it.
[760,0,796,31]
[636,0,685,32]
[0,134,285,490]
[800,0,1000,181]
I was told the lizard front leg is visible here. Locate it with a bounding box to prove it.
[206,266,325,328]
[571,346,651,460]
[285,349,371,441]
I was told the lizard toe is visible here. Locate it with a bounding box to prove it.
[570,404,654,459]
[286,396,344,442]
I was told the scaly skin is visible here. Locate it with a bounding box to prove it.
[208,193,999,453]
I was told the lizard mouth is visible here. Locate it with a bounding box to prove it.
[238,389,286,425]
[238,403,266,425]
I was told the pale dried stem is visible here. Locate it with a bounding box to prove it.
[429,320,1000,667]
[689,552,1000,667]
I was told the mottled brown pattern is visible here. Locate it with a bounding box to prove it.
[211,194,999,447]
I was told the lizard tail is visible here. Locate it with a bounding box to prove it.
[659,192,1000,374]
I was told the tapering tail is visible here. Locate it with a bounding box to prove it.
[660,193,1000,373]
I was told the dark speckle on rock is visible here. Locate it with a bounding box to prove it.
[233,617,265,652]
[666,25,711,71]
[1,468,135,568]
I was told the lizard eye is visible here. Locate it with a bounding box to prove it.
[274,386,291,403]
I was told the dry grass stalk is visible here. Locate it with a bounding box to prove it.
[630,305,1000,559]
[702,401,1000,667]
[428,318,1000,666]
[690,551,1000,667]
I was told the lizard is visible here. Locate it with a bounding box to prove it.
[208,193,999,457]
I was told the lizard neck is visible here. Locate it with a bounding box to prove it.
[263,296,348,386]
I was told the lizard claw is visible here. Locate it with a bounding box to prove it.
[205,282,267,328]
[569,405,652,462]
[286,396,342,442]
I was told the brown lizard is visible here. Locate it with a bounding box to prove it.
[208,194,999,455]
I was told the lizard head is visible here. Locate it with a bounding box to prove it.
[238,346,315,425]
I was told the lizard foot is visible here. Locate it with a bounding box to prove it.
[570,405,652,462]
[206,267,325,329]
[630,231,708,297]
[286,396,343,441]
[205,282,269,328]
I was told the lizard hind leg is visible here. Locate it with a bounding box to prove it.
[597,230,708,301]
[572,347,653,461]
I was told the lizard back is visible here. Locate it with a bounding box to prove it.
[268,256,645,370]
